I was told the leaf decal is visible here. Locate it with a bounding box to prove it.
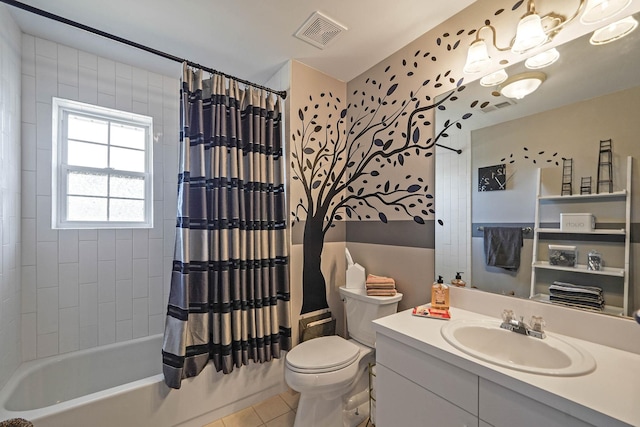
[387,83,398,96]
[298,109,304,120]
[314,125,322,132]
[371,170,380,176]
[407,184,421,193]
[312,181,321,189]
[414,216,425,224]
[374,139,384,147]
[412,128,420,143]
[379,212,388,223]
[303,147,315,154]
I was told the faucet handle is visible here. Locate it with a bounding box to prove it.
[530,315,545,332]
[502,309,515,323]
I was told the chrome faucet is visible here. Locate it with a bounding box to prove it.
[500,310,546,339]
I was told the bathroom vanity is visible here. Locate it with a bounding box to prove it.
[372,298,640,427]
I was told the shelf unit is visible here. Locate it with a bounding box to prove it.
[530,156,632,315]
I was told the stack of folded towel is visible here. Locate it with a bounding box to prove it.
[549,281,605,311]
[365,274,397,296]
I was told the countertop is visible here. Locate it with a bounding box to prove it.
[373,306,640,427]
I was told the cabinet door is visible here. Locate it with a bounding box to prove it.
[479,379,594,427]
[376,364,478,427]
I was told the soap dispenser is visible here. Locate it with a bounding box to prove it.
[451,272,466,287]
[431,276,450,310]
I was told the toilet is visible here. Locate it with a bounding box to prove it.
[285,286,402,427]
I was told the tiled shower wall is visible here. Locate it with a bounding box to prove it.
[0,4,22,388]
[20,34,180,361]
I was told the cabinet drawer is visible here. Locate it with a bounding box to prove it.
[376,334,478,415]
[479,379,594,427]
[376,364,478,427]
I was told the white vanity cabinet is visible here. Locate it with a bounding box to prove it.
[372,309,638,427]
[375,334,597,427]
[478,379,593,427]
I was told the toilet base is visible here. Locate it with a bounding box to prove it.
[292,356,372,427]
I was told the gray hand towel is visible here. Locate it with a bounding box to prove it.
[483,226,523,271]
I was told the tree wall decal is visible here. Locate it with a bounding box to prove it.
[291,69,472,314]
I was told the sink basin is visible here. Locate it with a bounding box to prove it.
[441,319,596,376]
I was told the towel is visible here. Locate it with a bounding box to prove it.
[549,281,605,311]
[366,274,396,296]
[483,227,523,271]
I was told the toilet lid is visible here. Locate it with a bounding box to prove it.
[286,336,360,373]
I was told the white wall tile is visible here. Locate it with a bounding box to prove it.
[20,75,36,124]
[79,324,98,350]
[37,287,58,334]
[34,37,57,59]
[35,55,57,103]
[36,196,57,242]
[36,241,58,288]
[21,218,36,265]
[78,51,97,70]
[58,263,79,308]
[148,276,164,316]
[35,148,51,195]
[58,230,78,263]
[59,306,79,353]
[133,258,148,298]
[116,319,132,342]
[115,279,132,321]
[21,265,36,313]
[57,45,78,87]
[97,260,115,303]
[115,238,132,280]
[78,240,98,284]
[21,313,36,361]
[78,282,98,326]
[37,332,58,358]
[98,301,115,345]
[97,229,115,261]
[19,35,180,364]
[97,57,115,95]
[79,66,98,104]
[133,298,148,338]
[21,171,36,217]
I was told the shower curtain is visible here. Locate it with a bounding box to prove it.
[162,64,291,389]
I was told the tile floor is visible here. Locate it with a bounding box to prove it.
[202,389,371,427]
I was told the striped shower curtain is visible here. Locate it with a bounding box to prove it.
[162,64,291,389]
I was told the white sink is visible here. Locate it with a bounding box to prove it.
[441,319,596,376]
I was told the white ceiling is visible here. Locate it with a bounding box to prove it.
[5,0,477,85]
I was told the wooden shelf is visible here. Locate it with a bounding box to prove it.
[538,190,626,201]
[530,293,625,317]
[532,261,625,277]
[534,228,625,235]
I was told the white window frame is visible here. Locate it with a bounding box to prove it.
[52,98,154,229]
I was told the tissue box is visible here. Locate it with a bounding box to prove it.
[560,213,595,232]
[549,244,577,267]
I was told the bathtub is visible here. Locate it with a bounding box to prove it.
[0,334,286,427]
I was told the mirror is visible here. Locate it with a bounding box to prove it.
[435,13,640,318]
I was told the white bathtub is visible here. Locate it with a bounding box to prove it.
[0,334,286,427]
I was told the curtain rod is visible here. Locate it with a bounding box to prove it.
[0,0,287,99]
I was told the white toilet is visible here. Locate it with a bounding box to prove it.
[285,286,402,427]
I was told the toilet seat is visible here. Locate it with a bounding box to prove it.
[286,336,360,373]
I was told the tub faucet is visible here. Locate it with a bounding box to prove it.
[500,310,546,339]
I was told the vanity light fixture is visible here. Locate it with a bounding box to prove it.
[590,15,638,44]
[480,69,509,87]
[580,0,632,24]
[525,47,560,69]
[498,72,546,99]
[464,0,591,74]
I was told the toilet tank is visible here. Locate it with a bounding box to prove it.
[339,286,402,347]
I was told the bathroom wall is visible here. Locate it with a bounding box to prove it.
[0,4,22,389]
[288,60,348,341]
[20,34,180,360]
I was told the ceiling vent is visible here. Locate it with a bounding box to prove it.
[481,99,517,113]
[294,11,347,49]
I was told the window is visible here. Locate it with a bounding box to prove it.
[52,98,153,229]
